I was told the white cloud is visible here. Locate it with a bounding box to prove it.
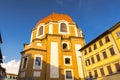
[1,59,20,74]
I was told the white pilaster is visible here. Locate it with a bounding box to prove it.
[49,22,53,34]
[75,44,84,78]
[50,42,59,78]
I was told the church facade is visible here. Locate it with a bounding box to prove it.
[18,13,85,80]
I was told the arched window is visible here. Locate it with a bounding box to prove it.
[22,56,28,70]
[63,43,67,49]
[60,23,67,32]
[38,26,43,36]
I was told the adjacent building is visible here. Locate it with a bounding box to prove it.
[18,13,85,80]
[80,22,120,80]
[5,73,18,80]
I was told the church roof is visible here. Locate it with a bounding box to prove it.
[36,13,74,27]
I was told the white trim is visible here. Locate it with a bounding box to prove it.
[49,22,53,34]
[36,23,45,38]
[75,44,84,78]
[30,31,33,43]
[64,69,74,80]
[33,71,40,77]
[50,42,59,78]
[33,54,43,70]
[62,42,70,50]
[20,72,25,78]
[80,31,83,37]
[58,20,70,34]
[116,30,120,38]
[74,27,78,37]
[64,56,72,66]
[21,55,28,70]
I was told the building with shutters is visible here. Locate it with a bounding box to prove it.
[18,13,85,80]
[80,22,120,80]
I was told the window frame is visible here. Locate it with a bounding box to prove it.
[94,70,98,78]
[64,69,74,80]
[99,40,103,46]
[109,47,115,56]
[88,47,92,53]
[107,65,113,75]
[91,57,95,64]
[33,54,43,70]
[58,20,70,34]
[62,42,70,50]
[102,51,107,59]
[96,54,100,62]
[100,68,105,76]
[21,55,28,70]
[116,30,120,38]
[87,59,91,66]
[84,50,87,55]
[114,62,120,72]
[36,23,45,38]
[64,56,72,66]
[93,44,97,50]
[60,23,68,32]
[105,36,110,43]
[89,71,93,78]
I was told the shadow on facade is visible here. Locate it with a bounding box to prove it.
[18,53,84,80]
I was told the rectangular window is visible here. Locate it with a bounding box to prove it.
[87,59,91,65]
[115,63,120,72]
[91,57,95,64]
[85,60,87,66]
[89,72,93,78]
[100,68,105,76]
[96,54,100,61]
[99,40,103,46]
[89,47,92,53]
[22,56,28,70]
[94,70,98,78]
[109,47,115,56]
[84,50,87,55]
[65,70,73,80]
[93,44,97,50]
[105,36,110,43]
[23,57,27,69]
[64,56,72,66]
[107,65,113,74]
[33,55,42,69]
[65,58,70,64]
[116,30,120,38]
[102,51,107,59]
[35,57,41,66]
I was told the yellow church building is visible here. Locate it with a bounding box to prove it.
[80,22,120,80]
[18,13,85,80]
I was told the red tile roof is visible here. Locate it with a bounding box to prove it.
[36,13,74,27]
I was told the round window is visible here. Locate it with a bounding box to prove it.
[63,43,67,49]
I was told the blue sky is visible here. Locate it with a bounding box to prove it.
[0,0,120,62]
